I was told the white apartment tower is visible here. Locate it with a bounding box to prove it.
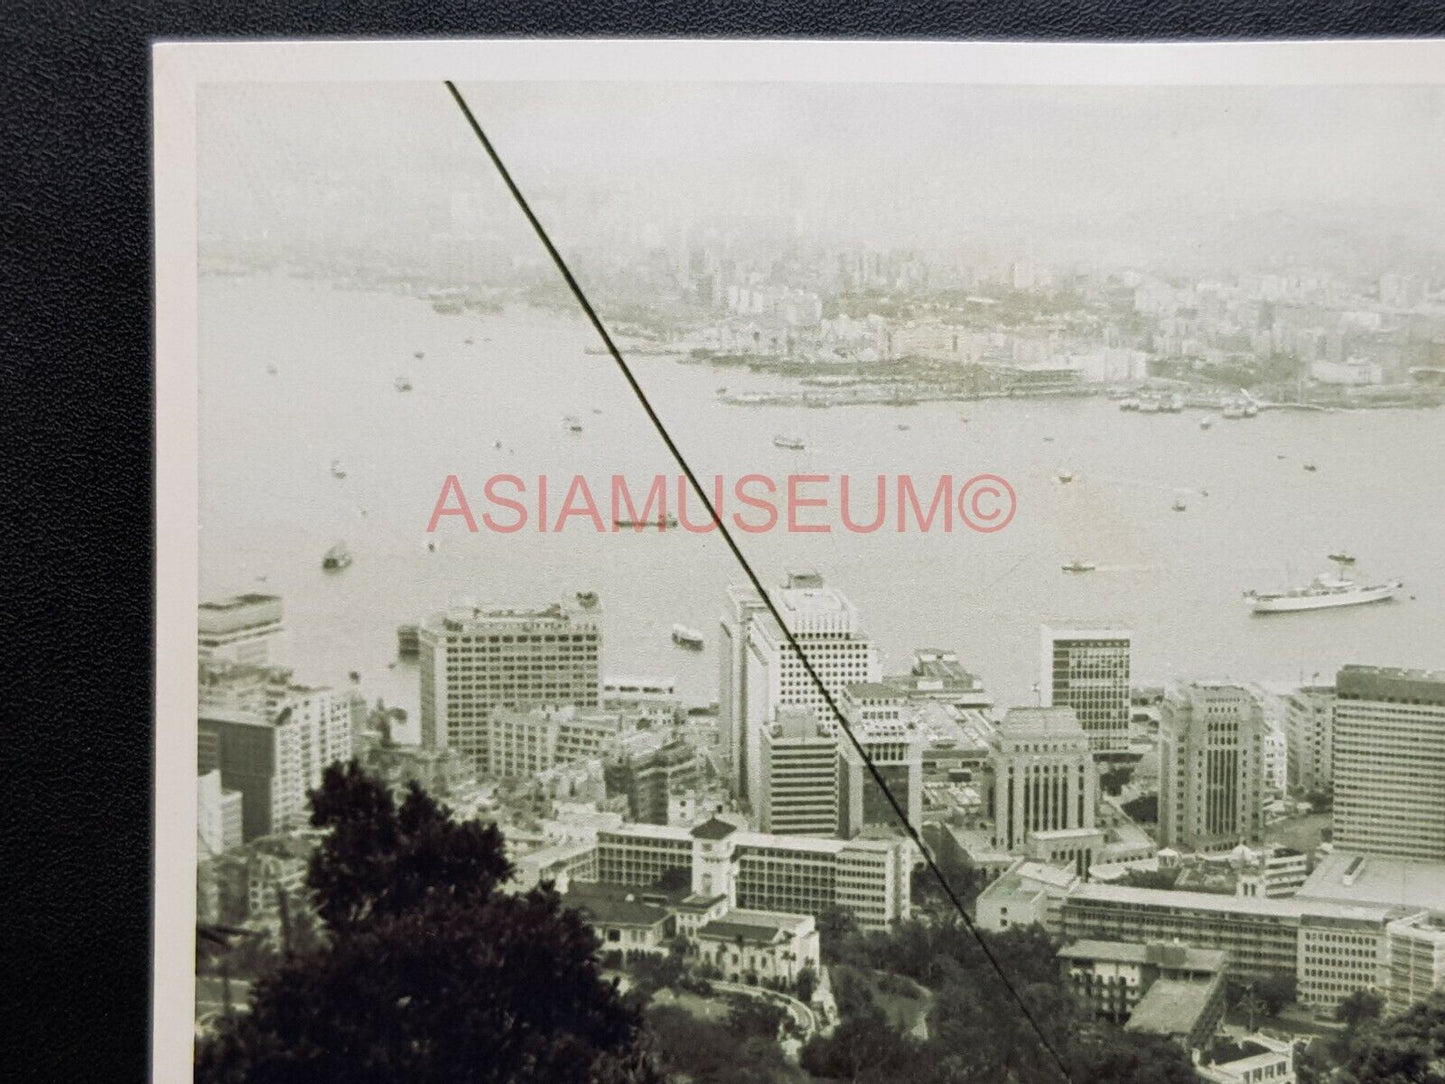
[1040,625,1132,755]
[989,707,1098,852]
[1282,684,1335,795]
[1333,666,1445,862]
[1159,682,1267,852]
[419,601,600,771]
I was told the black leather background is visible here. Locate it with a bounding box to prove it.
[8,1,1445,1080]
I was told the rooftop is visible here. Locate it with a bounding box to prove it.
[1058,939,1229,973]
[690,816,741,841]
[1067,881,1399,923]
[1299,851,1445,912]
[1125,976,1222,1038]
[998,706,1086,741]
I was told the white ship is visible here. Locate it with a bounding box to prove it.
[1245,566,1402,614]
[774,434,805,450]
[672,624,705,649]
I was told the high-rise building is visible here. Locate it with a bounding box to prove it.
[757,706,839,836]
[197,769,244,857]
[198,677,352,841]
[1333,666,1445,861]
[197,593,285,666]
[989,707,1098,852]
[719,585,769,800]
[741,574,880,810]
[1158,683,1267,852]
[418,601,600,770]
[837,684,923,837]
[1282,684,1335,795]
[485,705,624,780]
[882,648,993,710]
[1040,625,1132,755]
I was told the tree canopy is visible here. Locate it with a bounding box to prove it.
[196,762,658,1083]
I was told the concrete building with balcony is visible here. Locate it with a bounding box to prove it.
[1058,939,1228,1024]
[418,600,600,771]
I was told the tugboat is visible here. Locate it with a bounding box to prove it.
[672,624,705,650]
[330,459,347,479]
[394,375,413,392]
[773,434,805,450]
[565,415,584,433]
[1057,469,1076,484]
[322,542,352,570]
[576,591,599,609]
[1172,496,1188,512]
[1303,463,1317,473]
[1328,550,1356,565]
[413,350,424,360]
[464,337,474,345]
[1062,560,1097,573]
[897,423,911,431]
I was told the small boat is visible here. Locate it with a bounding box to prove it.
[395,375,413,391]
[1062,560,1096,573]
[426,539,437,553]
[348,671,361,683]
[717,386,728,394]
[565,415,584,433]
[1328,551,1356,565]
[1119,398,1140,411]
[897,424,911,431]
[464,337,474,345]
[672,624,705,650]
[774,434,805,451]
[615,514,679,530]
[493,440,503,450]
[576,591,599,609]
[330,459,347,479]
[1200,416,1214,430]
[1303,463,1317,473]
[592,408,603,415]
[1057,469,1075,484]
[1172,497,1188,512]
[322,542,352,570]
[413,350,424,360]
[432,299,464,315]
[265,363,278,375]
[1042,436,1054,442]
[1243,402,1259,418]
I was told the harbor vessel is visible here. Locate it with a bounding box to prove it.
[672,624,705,649]
[1245,568,1402,613]
[1057,469,1075,484]
[773,434,805,450]
[322,542,352,570]
[394,375,413,391]
[615,514,679,530]
[1062,560,1096,573]
[330,459,346,479]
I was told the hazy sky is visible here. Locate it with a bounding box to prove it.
[199,81,1445,269]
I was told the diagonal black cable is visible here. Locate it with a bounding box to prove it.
[444,79,1075,1084]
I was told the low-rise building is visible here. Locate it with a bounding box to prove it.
[1197,1034,1296,1084]
[1058,939,1228,1024]
[976,858,1080,935]
[693,910,820,984]
[1123,973,1227,1055]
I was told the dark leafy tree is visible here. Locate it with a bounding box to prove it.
[1335,989,1385,1032]
[196,762,656,1083]
[1066,1025,1199,1084]
[1255,971,1297,1016]
[647,1005,803,1084]
[1335,992,1445,1084]
[725,995,787,1040]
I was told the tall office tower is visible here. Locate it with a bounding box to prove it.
[1334,666,1445,861]
[757,706,839,836]
[837,684,923,837]
[741,573,880,810]
[418,601,600,771]
[1158,682,1267,852]
[627,738,702,825]
[720,585,769,801]
[198,679,352,841]
[989,707,1098,852]
[1040,625,1132,755]
[198,593,285,666]
[1282,684,1335,795]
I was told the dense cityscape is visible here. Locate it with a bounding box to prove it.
[190,82,1445,1083]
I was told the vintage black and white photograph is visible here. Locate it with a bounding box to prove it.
[154,41,1445,1083]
